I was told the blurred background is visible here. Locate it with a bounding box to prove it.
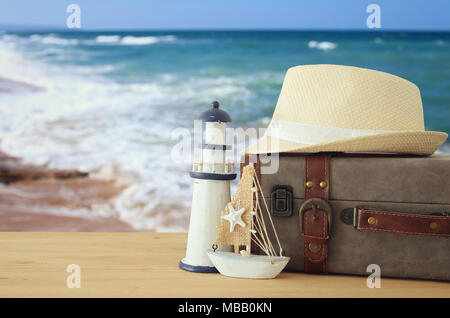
[0,0,449,231]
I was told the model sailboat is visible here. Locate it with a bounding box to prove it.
[206,164,290,279]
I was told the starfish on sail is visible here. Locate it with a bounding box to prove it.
[221,202,246,232]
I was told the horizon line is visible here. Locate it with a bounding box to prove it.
[1,26,450,33]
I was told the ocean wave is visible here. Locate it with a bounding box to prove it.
[0,39,52,88]
[0,34,19,42]
[24,34,177,46]
[95,35,121,43]
[114,180,190,231]
[308,40,337,50]
[29,34,79,46]
[93,34,177,45]
[120,35,176,45]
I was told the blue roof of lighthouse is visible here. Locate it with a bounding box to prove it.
[198,101,232,122]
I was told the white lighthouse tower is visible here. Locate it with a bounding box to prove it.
[180,101,236,273]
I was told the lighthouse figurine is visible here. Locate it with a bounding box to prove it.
[179,101,236,273]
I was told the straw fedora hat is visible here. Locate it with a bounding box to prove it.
[246,64,447,155]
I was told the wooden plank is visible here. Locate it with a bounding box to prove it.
[0,232,448,298]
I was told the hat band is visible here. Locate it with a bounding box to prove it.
[265,120,394,145]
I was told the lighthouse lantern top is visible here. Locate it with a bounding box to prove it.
[198,101,232,123]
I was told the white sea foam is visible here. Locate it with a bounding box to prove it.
[308,40,337,50]
[29,34,79,45]
[25,34,176,46]
[120,35,176,45]
[96,35,121,43]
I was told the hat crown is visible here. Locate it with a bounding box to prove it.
[273,65,425,131]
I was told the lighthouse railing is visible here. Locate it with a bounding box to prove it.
[192,162,235,174]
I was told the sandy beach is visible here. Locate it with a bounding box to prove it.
[0,147,135,231]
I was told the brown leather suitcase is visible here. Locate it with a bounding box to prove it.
[241,153,450,280]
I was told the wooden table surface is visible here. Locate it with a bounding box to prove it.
[0,232,448,298]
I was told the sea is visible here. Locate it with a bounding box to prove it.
[0,30,449,231]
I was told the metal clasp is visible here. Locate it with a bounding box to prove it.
[299,198,333,234]
[270,185,293,217]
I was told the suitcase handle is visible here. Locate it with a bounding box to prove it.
[343,208,450,237]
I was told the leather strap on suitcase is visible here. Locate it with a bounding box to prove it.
[341,208,450,237]
[300,155,332,274]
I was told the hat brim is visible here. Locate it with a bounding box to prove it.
[245,130,448,156]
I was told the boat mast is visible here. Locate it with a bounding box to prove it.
[247,179,257,253]
[253,172,284,258]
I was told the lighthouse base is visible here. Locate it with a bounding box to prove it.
[179,258,218,273]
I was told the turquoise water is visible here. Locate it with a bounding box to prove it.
[2,30,449,129]
[0,30,448,229]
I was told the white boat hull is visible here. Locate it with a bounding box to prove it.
[206,250,290,279]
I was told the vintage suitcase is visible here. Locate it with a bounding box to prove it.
[242,153,450,281]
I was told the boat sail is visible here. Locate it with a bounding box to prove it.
[207,164,290,279]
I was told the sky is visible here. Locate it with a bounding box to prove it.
[0,0,449,31]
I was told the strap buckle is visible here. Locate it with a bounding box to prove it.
[299,198,333,235]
